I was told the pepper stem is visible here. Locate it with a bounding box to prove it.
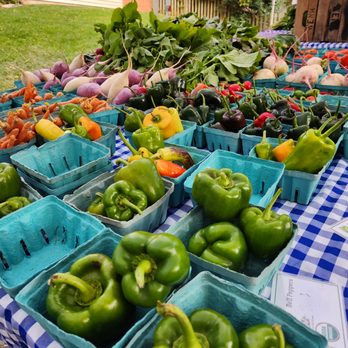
[216,172,232,189]
[135,259,152,288]
[135,112,145,132]
[334,100,341,117]
[120,198,143,216]
[156,302,203,348]
[261,130,267,144]
[48,273,98,306]
[321,114,348,138]
[299,97,305,113]
[273,324,286,348]
[263,188,282,220]
[117,128,139,155]
[115,158,129,166]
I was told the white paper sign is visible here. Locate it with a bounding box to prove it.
[271,272,348,348]
[329,218,348,240]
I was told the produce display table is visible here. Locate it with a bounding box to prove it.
[0,129,347,348]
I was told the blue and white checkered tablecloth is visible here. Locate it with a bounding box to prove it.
[0,129,347,347]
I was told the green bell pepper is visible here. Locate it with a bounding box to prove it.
[284,114,348,173]
[112,231,190,307]
[46,253,134,345]
[132,112,164,153]
[240,188,293,259]
[0,163,21,202]
[114,158,165,205]
[192,168,252,221]
[87,192,105,216]
[188,222,247,272]
[255,131,273,160]
[154,302,239,348]
[103,180,148,221]
[123,107,145,132]
[58,104,87,126]
[239,324,288,348]
[180,105,204,125]
[0,196,31,217]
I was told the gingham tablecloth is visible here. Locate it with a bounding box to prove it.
[0,129,347,347]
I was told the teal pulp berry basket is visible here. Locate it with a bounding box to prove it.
[192,122,209,148]
[166,206,298,293]
[317,94,348,113]
[126,271,328,348]
[0,196,106,296]
[249,135,343,205]
[96,122,117,155]
[63,172,174,236]
[15,230,157,348]
[10,133,111,189]
[89,108,119,124]
[184,150,284,208]
[0,134,36,163]
[203,120,244,152]
[17,164,112,198]
[19,180,42,202]
[160,144,210,208]
[0,100,12,111]
[316,73,348,96]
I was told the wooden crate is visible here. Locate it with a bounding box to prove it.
[294,0,348,42]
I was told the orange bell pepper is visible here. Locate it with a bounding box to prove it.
[77,116,102,140]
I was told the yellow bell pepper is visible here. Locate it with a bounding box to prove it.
[35,119,65,141]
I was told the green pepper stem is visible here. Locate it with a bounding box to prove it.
[150,95,157,108]
[48,273,97,305]
[321,114,348,138]
[201,93,206,108]
[273,324,286,348]
[261,130,267,144]
[117,128,139,155]
[299,97,305,113]
[167,95,181,110]
[134,259,152,288]
[334,100,341,117]
[115,107,131,116]
[95,192,104,199]
[120,198,143,216]
[115,158,129,166]
[156,302,203,348]
[135,112,145,132]
[0,201,8,209]
[293,116,298,128]
[263,188,282,220]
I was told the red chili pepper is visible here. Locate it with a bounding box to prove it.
[288,101,301,112]
[220,89,229,97]
[229,92,243,103]
[243,81,253,90]
[253,112,275,128]
[191,83,208,95]
[154,160,186,178]
[228,84,242,93]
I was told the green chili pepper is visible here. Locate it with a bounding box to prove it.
[252,94,268,114]
[153,302,239,348]
[239,323,287,348]
[132,112,164,153]
[127,95,150,111]
[214,108,227,122]
[122,107,145,132]
[256,131,273,160]
[0,163,21,203]
[0,196,31,217]
[192,168,252,221]
[263,118,283,138]
[240,188,293,259]
[309,101,329,118]
[180,105,204,125]
[286,117,309,141]
[103,180,148,221]
[239,102,258,120]
[284,114,348,173]
[114,158,165,205]
[46,253,134,346]
[188,222,247,271]
[112,231,190,307]
[59,104,87,126]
